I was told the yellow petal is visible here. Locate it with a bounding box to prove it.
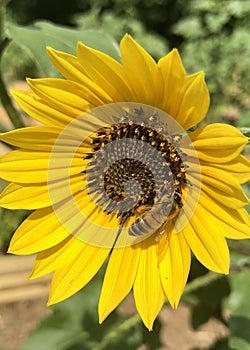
[198,166,249,207]
[133,237,165,330]
[159,231,191,308]
[200,181,249,209]
[197,195,250,239]
[27,78,90,116]
[0,182,51,209]
[238,207,250,226]
[120,34,163,106]
[0,168,84,210]
[159,48,185,116]
[0,150,49,183]
[159,48,186,85]
[0,147,83,183]
[158,49,209,128]
[201,155,250,184]
[11,90,76,127]
[47,46,114,103]
[190,124,248,163]
[8,208,70,254]
[30,236,73,279]
[0,126,59,150]
[0,125,88,156]
[77,42,134,101]
[98,245,140,323]
[48,239,110,305]
[46,47,91,83]
[176,72,209,130]
[184,206,230,274]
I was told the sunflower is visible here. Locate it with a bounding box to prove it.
[0,34,249,330]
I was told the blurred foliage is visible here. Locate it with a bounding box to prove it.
[20,258,250,350]
[5,0,250,126]
[2,41,38,81]
[227,269,250,350]
[0,206,30,252]
[6,0,188,48]
[7,0,82,26]
[172,0,250,126]
[74,8,169,60]
[6,21,120,77]
[21,268,163,350]
[74,0,250,125]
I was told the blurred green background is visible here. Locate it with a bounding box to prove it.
[5,0,250,127]
[0,0,250,349]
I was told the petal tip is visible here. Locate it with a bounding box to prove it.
[28,273,35,280]
[98,314,105,325]
[167,297,180,309]
[46,46,57,57]
[146,322,153,332]
[26,77,34,88]
[171,47,179,55]
[7,244,15,254]
[46,300,53,307]
[47,295,56,306]
[120,33,134,46]
[76,41,86,53]
[98,304,110,325]
[10,89,22,98]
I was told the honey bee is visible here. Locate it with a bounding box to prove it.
[128,197,181,236]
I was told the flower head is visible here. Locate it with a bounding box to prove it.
[0,34,249,330]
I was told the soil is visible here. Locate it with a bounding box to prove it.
[0,298,50,350]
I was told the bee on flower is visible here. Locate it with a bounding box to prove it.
[0,34,249,331]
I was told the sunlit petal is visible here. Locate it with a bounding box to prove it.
[48,239,110,305]
[134,238,166,330]
[0,34,248,330]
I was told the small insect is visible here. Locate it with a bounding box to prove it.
[128,196,181,236]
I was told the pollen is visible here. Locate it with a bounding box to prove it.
[85,114,188,226]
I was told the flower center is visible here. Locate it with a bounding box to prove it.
[85,118,188,235]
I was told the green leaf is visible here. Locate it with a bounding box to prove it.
[230,337,250,350]
[0,206,31,251]
[241,184,250,214]
[189,275,230,329]
[230,316,250,346]
[141,317,162,349]
[238,127,250,137]
[22,329,88,350]
[21,265,145,350]
[192,338,233,350]
[238,110,250,128]
[7,21,120,77]
[227,0,250,17]
[205,13,229,33]
[208,338,232,350]
[80,310,143,350]
[22,270,104,350]
[172,16,203,39]
[227,270,250,350]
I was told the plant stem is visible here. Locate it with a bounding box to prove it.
[0,0,24,129]
[228,241,250,257]
[183,271,222,295]
[92,272,223,350]
[92,314,141,350]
